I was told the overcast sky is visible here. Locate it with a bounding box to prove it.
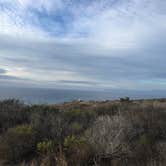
[0,0,166,90]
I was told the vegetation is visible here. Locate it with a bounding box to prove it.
[0,98,166,165]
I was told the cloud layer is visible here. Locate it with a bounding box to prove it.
[0,0,166,90]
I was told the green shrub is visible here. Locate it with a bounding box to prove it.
[30,109,65,141]
[68,122,83,135]
[13,124,33,135]
[64,135,92,166]
[0,99,30,132]
[120,97,130,102]
[139,134,153,146]
[37,140,57,155]
[64,109,96,131]
[0,124,36,163]
[64,135,86,148]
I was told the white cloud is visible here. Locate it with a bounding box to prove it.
[0,0,166,90]
[0,2,50,40]
[17,0,64,12]
[69,0,166,50]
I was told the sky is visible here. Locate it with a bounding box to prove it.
[0,0,166,91]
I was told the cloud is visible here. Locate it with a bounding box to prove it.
[18,0,64,12]
[0,68,6,74]
[0,0,166,90]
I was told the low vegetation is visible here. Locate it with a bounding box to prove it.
[0,98,166,165]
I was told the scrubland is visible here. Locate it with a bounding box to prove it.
[0,98,166,165]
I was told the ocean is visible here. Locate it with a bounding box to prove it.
[0,86,166,104]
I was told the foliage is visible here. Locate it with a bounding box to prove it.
[0,124,36,163]
[0,99,166,165]
[64,135,93,166]
[69,122,83,134]
[0,99,30,132]
[30,109,64,141]
[37,140,56,155]
[85,115,130,155]
[139,134,153,145]
[120,97,130,102]
[64,109,96,133]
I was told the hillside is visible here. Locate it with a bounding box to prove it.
[0,98,166,165]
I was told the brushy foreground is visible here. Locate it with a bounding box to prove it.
[0,98,166,166]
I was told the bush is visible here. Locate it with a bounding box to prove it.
[64,109,96,131]
[67,122,83,135]
[0,99,30,132]
[120,97,130,102]
[64,135,93,166]
[37,140,57,155]
[30,109,67,142]
[86,115,130,155]
[0,124,36,163]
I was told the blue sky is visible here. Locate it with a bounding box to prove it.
[0,0,166,90]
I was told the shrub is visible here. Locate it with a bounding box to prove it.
[30,109,67,142]
[120,97,130,102]
[68,122,83,135]
[64,135,92,166]
[0,124,36,163]
[139,134,154,146]
[64,109,96,131]
[37,140,57,155]
[95,103,119,116]
[85,115,131,157]
[0,99,30,132]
